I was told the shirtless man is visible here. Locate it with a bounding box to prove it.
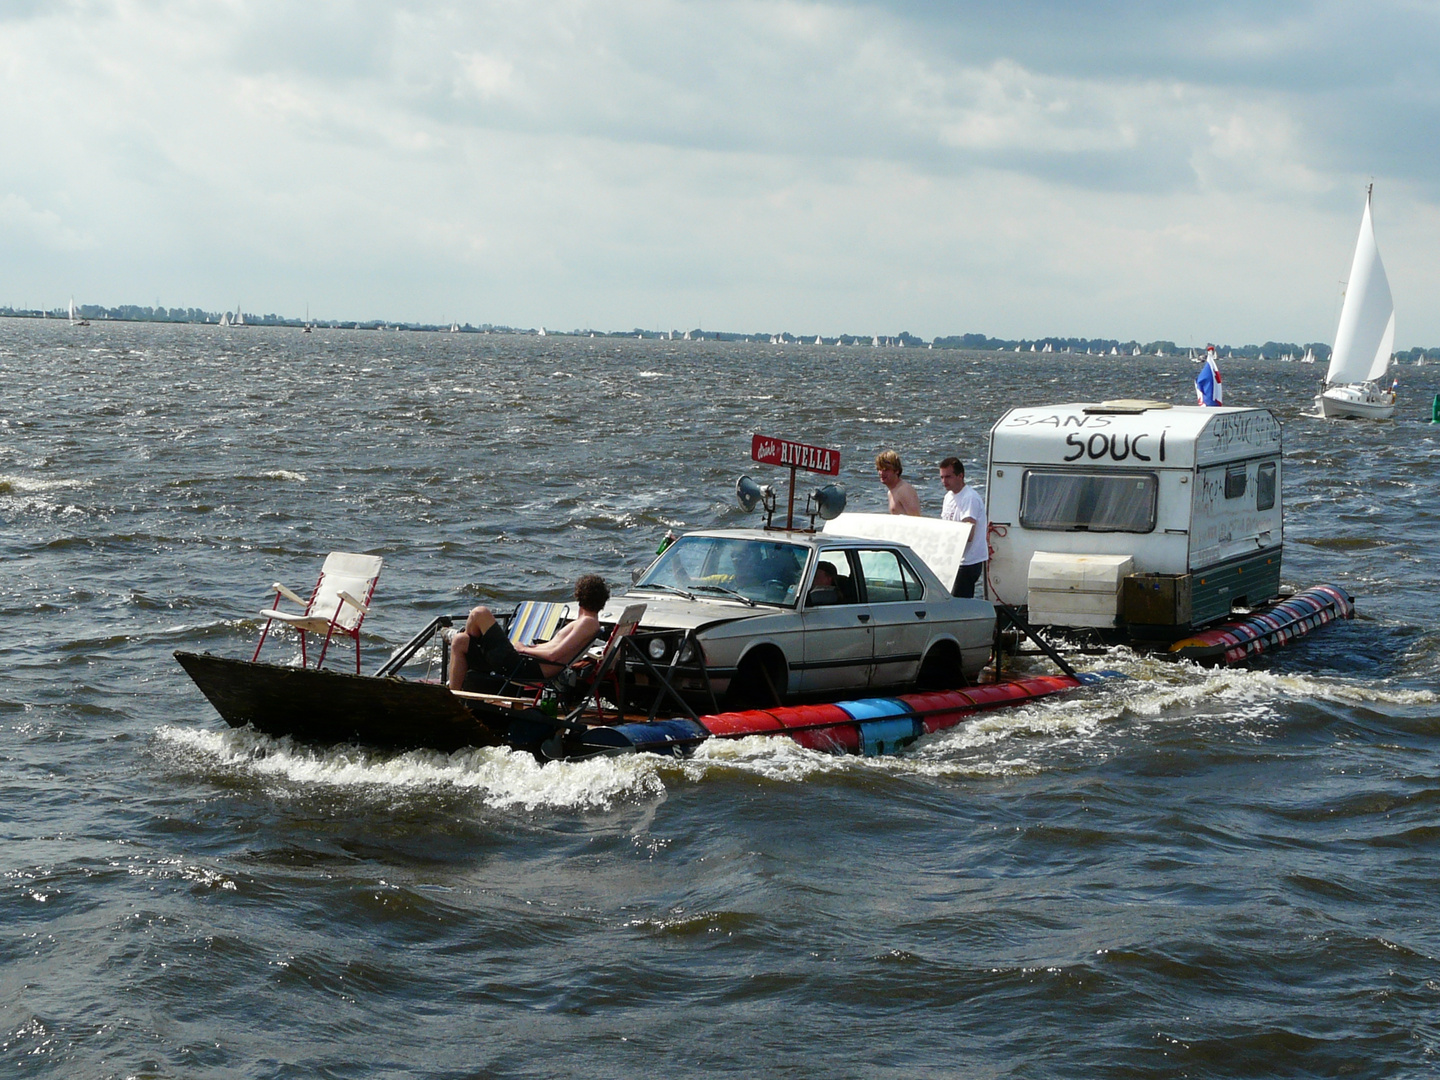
[876,450,921,516]
[449,574,610,692]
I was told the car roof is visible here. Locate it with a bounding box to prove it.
[677,527,901,551]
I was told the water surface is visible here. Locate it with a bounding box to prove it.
[3,320,1439,1077]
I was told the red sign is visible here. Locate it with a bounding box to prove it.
[751,434,841,476]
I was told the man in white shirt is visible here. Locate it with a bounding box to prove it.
[939,457,987,598]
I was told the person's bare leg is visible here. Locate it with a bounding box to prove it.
[449,606,498,690]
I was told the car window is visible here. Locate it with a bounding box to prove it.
[813,549,859,605]
[635,535,808,606]
[898,554,925,600]
[856,548,923,603]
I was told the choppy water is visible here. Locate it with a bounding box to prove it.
[3,318,1440,1078]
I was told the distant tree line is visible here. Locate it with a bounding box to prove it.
[7,305,1440,361]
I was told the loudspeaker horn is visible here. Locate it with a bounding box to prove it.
[736,474,765,513]
[810,483,847,521]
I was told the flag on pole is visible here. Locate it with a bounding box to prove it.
[1195,348,1222,406]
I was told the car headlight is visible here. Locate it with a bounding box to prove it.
[678,641,695,662]
[648,638,669,661]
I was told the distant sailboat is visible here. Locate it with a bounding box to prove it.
[218,310,231,327]
[1132,346,1141,356]
[68,298,89,326]
[1316,185,1396,420]
[538,326,547,337]
[234,303,246,327]
[1301,348,1316,364]
[450,321,460,333]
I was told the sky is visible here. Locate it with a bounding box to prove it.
[4,0,1440,345]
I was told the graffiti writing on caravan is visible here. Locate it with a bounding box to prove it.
[1208,411,1276,451]
[1062,429,1168,463]
[1003,412,1116,429]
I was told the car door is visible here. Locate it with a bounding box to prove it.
[797,549,874,694]
[855,547,931,691]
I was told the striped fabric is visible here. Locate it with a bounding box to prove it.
[507,601,565,646]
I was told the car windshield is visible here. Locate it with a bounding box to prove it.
[635,535,810,607]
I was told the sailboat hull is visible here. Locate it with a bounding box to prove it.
[1316,383,1396,420]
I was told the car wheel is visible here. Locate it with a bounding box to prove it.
[725,649,785,711]
[916,642,966,691]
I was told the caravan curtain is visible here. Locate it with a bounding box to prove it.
[1020,470,1158,533]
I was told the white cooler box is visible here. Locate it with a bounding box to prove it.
[1026,552,1135,629]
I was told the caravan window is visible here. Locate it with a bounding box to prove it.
[1020,470,1157,533]
[1256,461,1277,511]
[1225,464,1248,500]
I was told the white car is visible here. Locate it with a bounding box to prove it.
[602,528,995,711]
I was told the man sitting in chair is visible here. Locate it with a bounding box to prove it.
[449,574,611,693]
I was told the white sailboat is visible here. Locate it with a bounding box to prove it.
[1316,186,1396,420]
[68,298,89,326]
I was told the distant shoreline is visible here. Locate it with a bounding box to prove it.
[7,309,1437,364]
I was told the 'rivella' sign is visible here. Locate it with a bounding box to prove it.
[751,434,841,476]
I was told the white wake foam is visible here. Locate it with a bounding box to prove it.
[155,725,667,811]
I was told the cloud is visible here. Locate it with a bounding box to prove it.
[2,0,1440,342]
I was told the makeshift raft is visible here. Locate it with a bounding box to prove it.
[569,671,1121,758]
[1167,584,1354,664]
[174,649,1121,761]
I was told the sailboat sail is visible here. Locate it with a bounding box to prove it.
[1325,191,1394,386]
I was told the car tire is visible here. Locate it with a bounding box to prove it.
[916,642,966,691]
[725,649,785,711]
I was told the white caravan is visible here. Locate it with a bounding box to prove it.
[984,401,1284,638]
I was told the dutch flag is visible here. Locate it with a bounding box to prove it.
[1196,352,1223,407]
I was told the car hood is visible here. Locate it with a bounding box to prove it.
[600,594,778,632]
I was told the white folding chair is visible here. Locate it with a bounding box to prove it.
[254,552,383,672]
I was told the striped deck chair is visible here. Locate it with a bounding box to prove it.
[506,600,565,648]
